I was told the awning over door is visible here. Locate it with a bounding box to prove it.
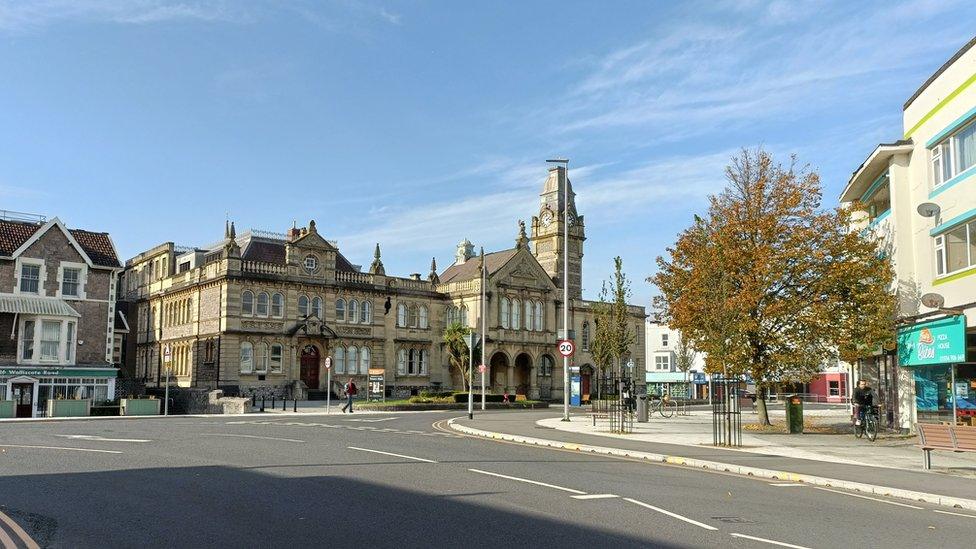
[0,294,80,317]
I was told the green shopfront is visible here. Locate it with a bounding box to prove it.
[0,367,117,418]
[897,316,976,425]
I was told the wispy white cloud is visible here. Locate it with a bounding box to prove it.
[0,0,242,31]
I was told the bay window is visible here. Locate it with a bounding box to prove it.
[41,321,62,360]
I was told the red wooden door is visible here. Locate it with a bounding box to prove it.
[300,345,320,389]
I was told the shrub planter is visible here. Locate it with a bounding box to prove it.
[120,398,161,416]
[46,399,92,417]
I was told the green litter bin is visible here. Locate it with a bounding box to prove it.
[785,395,803,434]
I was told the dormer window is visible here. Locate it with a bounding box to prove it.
[304,254,318,273]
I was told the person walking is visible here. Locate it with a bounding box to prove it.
[341,378,358,413]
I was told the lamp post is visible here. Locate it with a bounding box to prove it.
[465,332,479,420]
[481,247,487,411]
[547,157,571,422]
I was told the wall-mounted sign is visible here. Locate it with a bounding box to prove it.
[897,315,967,367]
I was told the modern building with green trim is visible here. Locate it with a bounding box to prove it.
[840,36,976,431]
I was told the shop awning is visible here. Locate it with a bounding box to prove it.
[0,294,80,317]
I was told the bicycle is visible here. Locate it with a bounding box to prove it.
[651,394,677,418]
[853,404,879,442]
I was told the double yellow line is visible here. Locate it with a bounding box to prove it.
[0,509,39,549]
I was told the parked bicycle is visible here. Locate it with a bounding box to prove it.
[853,404,879,442]
[651,394,677,418]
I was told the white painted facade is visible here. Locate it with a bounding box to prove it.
[840,37,976,430]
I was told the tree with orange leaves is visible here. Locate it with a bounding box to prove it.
[652,149,895,425]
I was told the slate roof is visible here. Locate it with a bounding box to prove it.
[439,248,518,283]
[0,219,121,268]
[240,237,358,273]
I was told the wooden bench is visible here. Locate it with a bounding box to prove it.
[917,423,976,469]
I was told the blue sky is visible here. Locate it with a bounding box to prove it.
[1,1,974,307]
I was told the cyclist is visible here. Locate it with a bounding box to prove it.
[852,379,874,426]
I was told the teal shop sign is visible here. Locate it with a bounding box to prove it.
[0,367,118,378]
[897,315,967,367]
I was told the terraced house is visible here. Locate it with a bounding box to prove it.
[0,213,123,418]
[841,36,976,431]
[119,166,645,400]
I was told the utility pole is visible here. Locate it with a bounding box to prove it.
[547,158,571,422]
[481,247,487,411]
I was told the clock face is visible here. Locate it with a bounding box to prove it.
[541,210,554,227]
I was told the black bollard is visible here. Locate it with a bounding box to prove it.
[260,396,266,412]
[282,397,286,411]
[252,394,256,407]
[293,398,297,413]
[271,395,276,409]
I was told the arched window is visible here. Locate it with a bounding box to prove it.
[524,300,533,331]
[459,305,468,327]
[349,300,360,324]
[298,295,309,317]
[359,347,370,374]
[271,293,284,317]
[270,344,283,373]
[408,304,418,327]
[346,346,358,375]
[335,347,345,374]
[256,292,269,317]
[540,355,554,376]
[446,306,455,326]
[419,349,428,375]
[501,298,510,329]
[534,301,543,331]
[397,303,407,327]
[361,300,371,324]
[240,342,253,373]
[241,291,254,316]
[186,299,192,323]
[397,349,407,375]
[311,296,322,318]
[581,321,590,350]
[511,299,521,330]
[419,305,428,329]
[255,342,269,373]
[335,298,346,322]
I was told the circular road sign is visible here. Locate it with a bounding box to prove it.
[324,356,333,369]
[557,339,576,358]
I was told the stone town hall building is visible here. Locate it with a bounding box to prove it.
[119,167,645,400]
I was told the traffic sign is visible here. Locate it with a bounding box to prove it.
[163,344,172,363]
[324,356,332,370]
[557,339,575,357]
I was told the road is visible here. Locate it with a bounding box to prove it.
[1,410,974,548]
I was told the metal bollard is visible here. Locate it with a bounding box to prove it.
[272,395,276,409]
[282,397,286,411]
[260,397,266,412]
[251,394,256,407]
[293,399,297,413]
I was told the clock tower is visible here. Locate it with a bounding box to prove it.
[530,166,585,299]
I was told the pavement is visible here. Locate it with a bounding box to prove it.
[536,407,976,475]
[2,410,976,548]
[451,409,976,506]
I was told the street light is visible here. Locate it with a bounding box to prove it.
[465,331,479,420]
[547,157,571,422]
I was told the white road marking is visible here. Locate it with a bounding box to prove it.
[813,487,923,509]
[55,434,151,443]
[623,498,718,531]
[348,446,437,463]
[345,417,399,423]
[204,433,306,443]
[468,469,587,495]
[0,522,19,549]
[768,483,806,487]
[730,533,811,549]
[0,444,122,454]
[934,509,976,519]
[0,508,41,549]
[571,494,619,500]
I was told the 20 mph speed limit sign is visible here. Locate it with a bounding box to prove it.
[557,339,576,358]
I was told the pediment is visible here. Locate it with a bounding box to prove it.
[492,249,556,291]
[291,231,336,252]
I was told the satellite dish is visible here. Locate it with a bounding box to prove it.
[917,202,940,218]
[921,293,945,309]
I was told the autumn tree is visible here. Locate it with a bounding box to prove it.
[443,322,473,391]
[652,149,895,425]
[591,257,637,389]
